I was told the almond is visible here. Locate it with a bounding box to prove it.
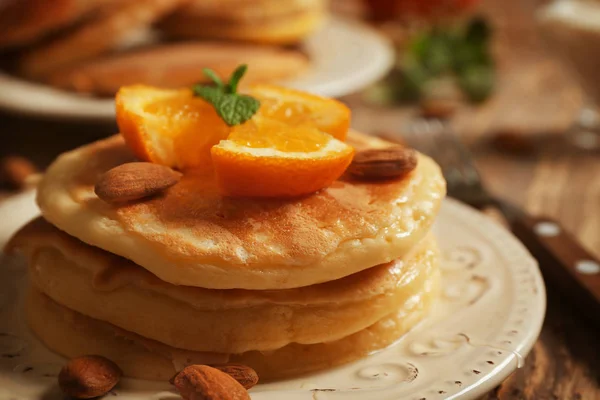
[348,146,418,180]
[173,365,250,400]
[211,364,258,390]
[94,162,181,204]
[58,355,122,399]
[170,364,258,390]
[0,156,38,189]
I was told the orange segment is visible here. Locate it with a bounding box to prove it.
[116,83,354,197]
[211,116,354,198]
[116,85,229,169]
[229,117,329,152]
[116,84,351,170]
[249,84,351,141]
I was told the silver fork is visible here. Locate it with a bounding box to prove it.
[381,118,600,323]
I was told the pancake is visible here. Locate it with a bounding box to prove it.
[8,217,439,354]
[18,0,189,79]
[36,130,446,290]
[36,131,445,290]
[158,0,326,44]
[0,0,113,49]
[46,42,308,96]
[27,283,437,381]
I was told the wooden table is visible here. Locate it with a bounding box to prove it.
[347,0,600,398]
[1,0,599,398]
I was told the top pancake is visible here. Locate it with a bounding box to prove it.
[37,131,446,289]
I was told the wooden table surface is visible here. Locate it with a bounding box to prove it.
[1,0,599,398]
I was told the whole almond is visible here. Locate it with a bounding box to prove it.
[173,365,250,400]
[171,364,258,390]
[94,162,181,204]
[58,355,122,399]
[348,146,418,180]
[211,364,258,390]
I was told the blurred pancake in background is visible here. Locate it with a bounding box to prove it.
[159,0,327,44]
[0,0,114,49]
[47,42,308,96]
[0,0,394,114]
[18,0,189,79]
[1,0,322,97]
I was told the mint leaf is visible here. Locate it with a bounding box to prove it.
[202,68,224,89]
[215,94,260,126]
[458,65,494,103]
[227,64,248,94]
[193,85,222,103]
[385,17,495,105]
[193,64,260,126]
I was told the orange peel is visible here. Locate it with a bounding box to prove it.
[115,83,353,197]
[212,116,354,197]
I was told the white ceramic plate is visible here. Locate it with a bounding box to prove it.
[0,192,545,400]
[0,17,394,121]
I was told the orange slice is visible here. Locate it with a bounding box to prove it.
[211,115,354,198]
[116,84,351,170]
[249,84,351,141]
[116,85,229,169]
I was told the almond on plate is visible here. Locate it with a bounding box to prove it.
[172,365,250,400]
[58,355,122,399]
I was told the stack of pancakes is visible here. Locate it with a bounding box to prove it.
[7,131,446,381]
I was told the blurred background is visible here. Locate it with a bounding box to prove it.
[0,0,598,398]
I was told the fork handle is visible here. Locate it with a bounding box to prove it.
[511,214,600,322]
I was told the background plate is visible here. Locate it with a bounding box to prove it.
[0,192,545,399]
[0,17,394,121]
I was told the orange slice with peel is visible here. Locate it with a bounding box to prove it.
[211,115,354,198]
[248,84,351,141]
[116,85,229,169]
[116,84,351,169]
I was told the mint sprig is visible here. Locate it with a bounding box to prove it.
[366,17,494,105]
[193,64,260,126]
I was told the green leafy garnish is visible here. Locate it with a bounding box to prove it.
[193,64,260,126]
[366,17,495,105]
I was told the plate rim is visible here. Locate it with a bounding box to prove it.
[428,198,546,399]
